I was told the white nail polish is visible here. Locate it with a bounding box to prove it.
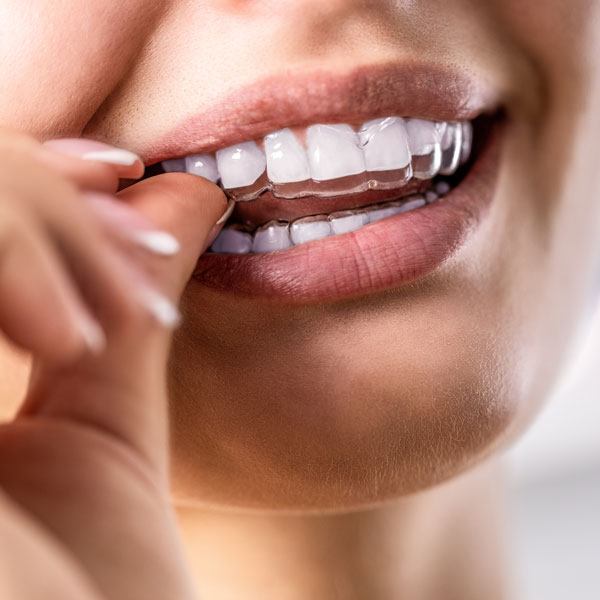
[128,231,180,256]
[136,287,181,328]
[78,313,106,354]
[82,149,139,166]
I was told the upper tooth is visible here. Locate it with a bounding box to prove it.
[406,119,442,156]
[162,158,186,172]
[406,119,442,180]
[185,154,220,182]
[251,220,292,253]
[306,124,366,181]
[264,128,310,184]
[289,215,332,245]
[358,117,411,171]
[460,121,473,164]
[439,122,462,175]
[216,141,266,189]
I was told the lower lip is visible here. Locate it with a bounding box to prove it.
[193,124,503,303]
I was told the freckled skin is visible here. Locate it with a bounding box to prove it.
[0,1,599,596]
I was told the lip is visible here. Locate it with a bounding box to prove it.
[192,120,503,303]
[145,62,499,165]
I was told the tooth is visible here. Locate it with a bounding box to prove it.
[435,181,451,196]
[210,228,253,254]
[216,141,266,189]
[367,196,426,223]
[358,117,411,172]
[398,195,426,213]
[329,210,369,235]
[439,122,463,175]
[306,124,366,181]
[251,220,292,253]
[264,128,310,184]
[289,215,332,245]
[425,190,439,203]
[406,119,442,180]
[185,154,220,183]
[162,158,186,172]
[460,121,473,164]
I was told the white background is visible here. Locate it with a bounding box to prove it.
[506,309,600,599]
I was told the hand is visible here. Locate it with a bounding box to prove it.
[0,128,228,599]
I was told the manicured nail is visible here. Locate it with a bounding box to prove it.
[126,230,181,256]
[77,312,106,355]
[44,139,144,178]
[81,148,139,166]
[135,286,181,328]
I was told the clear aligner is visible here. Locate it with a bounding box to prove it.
[162,117,474,203]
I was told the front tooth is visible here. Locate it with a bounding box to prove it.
[216,141,266,189]
[264,128,310,184]
[439,122,463,175]
[306,124,366,181]
[251,220,292,253]
[162,158,186,172]
[406,119,442,180]
[329,210,369,235]
[358,117,411,171]
[460,121,473,164]
[185,154,220,183]
[210,228,253,254]
[290,215,332,245]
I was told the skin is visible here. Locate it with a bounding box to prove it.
[1,1,600,598]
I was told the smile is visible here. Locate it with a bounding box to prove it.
[143,64,503,302]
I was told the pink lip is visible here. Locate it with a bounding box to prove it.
[192,121,504,303]
[146,62,499,164]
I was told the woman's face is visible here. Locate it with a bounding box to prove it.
[2,0,599,510]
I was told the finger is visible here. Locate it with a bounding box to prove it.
[40,139,145,193]
[0,206,105,362]
[117,173,230,298]
[22,174,228,476]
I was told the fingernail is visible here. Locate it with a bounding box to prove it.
[126,230,181,256]
[44,139,144,177]
[81,148,140,166]
[203,199,235,252]
[135,287,181,328]
[77,312,107,355]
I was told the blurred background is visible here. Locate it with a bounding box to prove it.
[506,307,600,600]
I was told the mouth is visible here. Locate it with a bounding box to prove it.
[142,64,504,302]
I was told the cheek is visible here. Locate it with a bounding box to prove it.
[0,0,163,137]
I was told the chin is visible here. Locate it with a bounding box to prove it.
[167,276,525,512]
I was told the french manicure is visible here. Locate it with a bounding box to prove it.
[77,312,107,355]
[126,230,181,256]
[135,286,181,328]
[81,148,140,166]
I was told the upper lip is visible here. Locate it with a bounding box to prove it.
[144,61,499,165]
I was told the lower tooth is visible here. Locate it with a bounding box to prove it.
[251,220,293,253]
[435,181,451,196]
[210,228,253,254]
[329,210,369,234]
[425,190,439,203]
[290,215,332,245]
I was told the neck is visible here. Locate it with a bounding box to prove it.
[176,461,510,600]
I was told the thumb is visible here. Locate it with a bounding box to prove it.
[22,173,229,477]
